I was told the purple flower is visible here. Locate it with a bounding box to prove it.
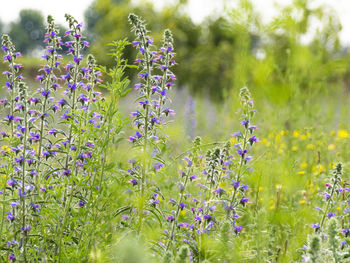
[151,117,160,124]
[311,223,320,230]
[328,212,335,218]
[129,179,137,186]
[165,215,174,221]
[57,98,67,107]
[6,81,14,88]
[249,135,258,145]
[29,97,40,104]
[164,108,174,116]
[240,197,249,206]
[78,200,86,207]
[154,162,164,170]
[194,216,202,222]
[203,214,212,221]
[184,157,193,167]
[241,120,249,127]
[22,225,31,233]
[241,185,249,191]
[245,155,253,161]
[178,222,189,228]
[232,181,240,189]
[179,202,187,210]
[237,148,248,156]
[139,72,148,79]
[190,174,197,181]
[61,112,72,120]
[233,131,242,138]
[234,225,242,234]
[4,54,11,62]
[4,114,14,122]
[128,136,136,143]
[36,74,45,81]
[214,188,225,195]
[8,254,16,261]
[49,128,58,136]
[323,191,331,200]
[86,142,95,148]
[7,212,15,222]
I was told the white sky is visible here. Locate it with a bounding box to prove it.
[1,0,350,44]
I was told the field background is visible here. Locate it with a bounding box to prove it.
[2,0,350,262]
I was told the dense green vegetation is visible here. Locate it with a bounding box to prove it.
[1,0,350,262]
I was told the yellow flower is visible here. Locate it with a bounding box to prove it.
[269,205,275,210]
[306,144,315,150]
[338,130,348,138]
[1,145,9,152]
[258,186,263,191]
[261,138,271,147]
[328,144,336,151]
[300,162,308,169]
[312,164,325,175]
[229,137,237,146]
[275,135,282,144]
[300,134,307,140]
[293,130,300,138]
[336,207,341,211]
[292,146,298,151]
[330,131,335,136]
[299,200,306,204]
[180,210,186,217]
[297,171,305,175]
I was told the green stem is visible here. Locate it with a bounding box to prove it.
[166,167,192,252]
[21,97,28,262]
[320,179,337,229]
[36,53,55,191]
[137,35,151,234]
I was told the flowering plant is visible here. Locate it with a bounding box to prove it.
[0,14,129,262]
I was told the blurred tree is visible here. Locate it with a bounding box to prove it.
[8,9,45,54]
[0,20,3,35]
[84,0,239,99]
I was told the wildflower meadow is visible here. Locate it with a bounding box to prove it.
[1,1,350,262]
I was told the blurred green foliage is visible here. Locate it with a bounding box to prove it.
[84,0,350,101]
[8,10,46,54]
[1,0,349,101]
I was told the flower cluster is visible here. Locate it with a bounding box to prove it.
[1,33,32,262]
[302,163,350,262]
[157,87,258,261]
[0,14,123,262]
[124,14,176,232]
